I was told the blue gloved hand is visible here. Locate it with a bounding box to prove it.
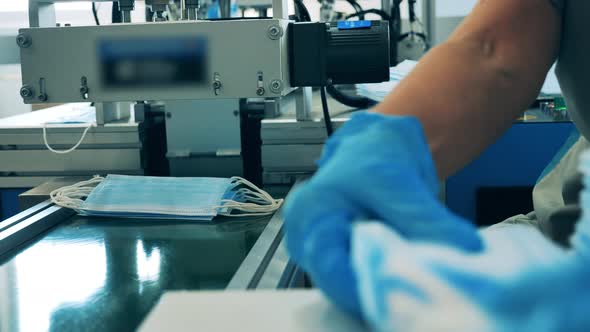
[347,129,590,332]
[352,218,590,332]
[283,112,483,316]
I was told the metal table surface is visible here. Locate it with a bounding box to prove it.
[0,212,274,332]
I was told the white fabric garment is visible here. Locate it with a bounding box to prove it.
[472,0,590,241]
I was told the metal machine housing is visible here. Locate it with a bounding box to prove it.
[18,19,293,104]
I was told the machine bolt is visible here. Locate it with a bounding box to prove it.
[256,87,265,96]
[16,34,32,48]
[80,76,89,99]
[267,25,283,40]
[269,80,283,93]
[38,93,48,102]
[20,86,34,99]
[213,72,223,95]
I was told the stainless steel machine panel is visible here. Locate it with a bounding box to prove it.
[261,144,323,172]
[18,19,293,104]
[0,126,140,146]
[0,149,141,173]
[260,117,347,185]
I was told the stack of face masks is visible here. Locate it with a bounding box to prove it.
[356,60,418,102]
[50,175,283,221]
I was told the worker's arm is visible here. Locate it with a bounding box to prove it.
[373,0,562,179]
[283,0,562,317]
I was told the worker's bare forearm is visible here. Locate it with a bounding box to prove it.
[373,41,547,179]
[373,0,561,179]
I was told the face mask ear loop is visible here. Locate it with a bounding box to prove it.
[50,176,104,212]
[232,188,269,204]
[216,176,284,217]
[231,177,275,202]
[231,177,279,204]
[43,122,95,154]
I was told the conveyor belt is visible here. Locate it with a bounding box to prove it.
[0,203,290,332]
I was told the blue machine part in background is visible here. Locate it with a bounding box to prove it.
[207,1,239,18]
[1,188,28,221]
[337,21,372,30]
[446,122,575,224]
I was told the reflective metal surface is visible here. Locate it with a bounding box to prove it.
[226,211,284,290]
[0,214,270,332]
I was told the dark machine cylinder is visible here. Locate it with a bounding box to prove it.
[289,20,390,87]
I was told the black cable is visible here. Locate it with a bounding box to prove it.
[112,1,122,23]
[404,0,430,50]
[295,0,370,132]
[353,1,363,11]
[92,2,100,25]
[398,31,430,49]
[316,0,363,19]
[345,8,391,21]
[390,0,401,31]
[391,0,403,64]
[294,0,304,21]
[344,0,363,19]
[320,86,334,136]
[294,0,311,22]
[293,3,302,21]
[408,0,417,23]
[326,84,376,109]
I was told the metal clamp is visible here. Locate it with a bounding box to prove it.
[80,76,89,100]
[213,72,222,96]
[38,78,48,102]
[256,71,265,96]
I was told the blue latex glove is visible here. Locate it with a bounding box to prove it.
[283,112,483,316]
[352,219,590,332]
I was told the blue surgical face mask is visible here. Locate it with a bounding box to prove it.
[44,105,96,125]
[50,175,283,221]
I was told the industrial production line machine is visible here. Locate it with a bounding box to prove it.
[0,0,573,330]
[0,0,403,330]
[4,0,396,186]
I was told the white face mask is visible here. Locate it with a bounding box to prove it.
[50,175,283,221]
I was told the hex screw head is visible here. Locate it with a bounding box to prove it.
[269,80,283,93]
[256,87,265,96]
[267,25,283,40]
[16,34,31,48]
[20,86,34,99]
